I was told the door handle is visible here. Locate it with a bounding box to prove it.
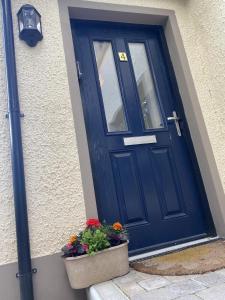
[167,111,182,137]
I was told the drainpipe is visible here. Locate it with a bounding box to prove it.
[1,1,35,300]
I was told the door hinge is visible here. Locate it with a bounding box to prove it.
[76,61,83,80]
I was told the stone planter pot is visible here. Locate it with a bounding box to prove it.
[64,242,129,289]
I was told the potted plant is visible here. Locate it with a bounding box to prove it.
[61,218,129,289]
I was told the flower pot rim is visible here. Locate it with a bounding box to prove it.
[64,241,128,261]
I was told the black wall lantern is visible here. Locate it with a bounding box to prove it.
[17,4,43,47]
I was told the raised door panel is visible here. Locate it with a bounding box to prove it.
[151,147,187,219]
[111,151,149,226]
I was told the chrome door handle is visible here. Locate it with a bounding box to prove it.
[167,111,182,137]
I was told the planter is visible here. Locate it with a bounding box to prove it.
[64,242,129,289]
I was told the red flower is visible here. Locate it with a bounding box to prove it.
[82,244,89,252]
[86,218,101,228]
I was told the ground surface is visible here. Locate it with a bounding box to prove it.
[88,268,225,299]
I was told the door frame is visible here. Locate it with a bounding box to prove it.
[58,0,225,238]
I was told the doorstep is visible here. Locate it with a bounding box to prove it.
[86,281,129,300]
[86,268,225,300]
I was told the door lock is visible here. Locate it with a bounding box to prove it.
[167,111,182,137]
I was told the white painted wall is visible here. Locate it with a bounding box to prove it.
[0,0,225,265]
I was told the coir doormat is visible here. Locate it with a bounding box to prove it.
[131,240,225,276]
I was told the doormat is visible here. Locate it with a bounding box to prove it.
[131,240,225,276]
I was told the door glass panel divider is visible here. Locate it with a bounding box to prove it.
[109,39,132,135]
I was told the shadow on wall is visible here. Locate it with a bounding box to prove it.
[0,253,86,300]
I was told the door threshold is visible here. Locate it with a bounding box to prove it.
[129,236,219,262]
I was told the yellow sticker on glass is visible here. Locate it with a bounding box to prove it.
[118,52,128,61]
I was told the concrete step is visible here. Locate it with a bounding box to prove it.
[87,281,129,300]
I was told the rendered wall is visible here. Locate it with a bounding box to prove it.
[0,6,16,265]
[0,0,225,267]
[0,0,87,266]
[186,0,225,188]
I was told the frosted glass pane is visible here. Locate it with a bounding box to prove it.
[129,43,164,129]
[94,41,128,132]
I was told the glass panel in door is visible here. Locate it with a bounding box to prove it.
[129,43,164,130]
[93,41,128,132]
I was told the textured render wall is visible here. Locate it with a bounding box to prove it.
[185,0,225,189]
[0,8,17,264]
[0,0,225,265]
[0,0,87,265]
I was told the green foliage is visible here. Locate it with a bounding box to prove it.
[61,219,128,258]
[81,228,110,255]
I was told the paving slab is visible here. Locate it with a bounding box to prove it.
[139,276,170,291]
[166,279,206,297]
[175,295,203,300]
[113,270,155,285]
[88,268,225,300]
[193,271,225,287]
[87,281,128,300]
[215,268,225,276]
[117,281,145,298]
[113,272,138,285]
[164,275,199,283]
[196,283,225,300]
[130,285,182,300]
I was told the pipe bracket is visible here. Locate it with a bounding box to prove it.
[16,268,37,278]
[5,112,25,118]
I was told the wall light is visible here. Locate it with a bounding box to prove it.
[17,4,43,47]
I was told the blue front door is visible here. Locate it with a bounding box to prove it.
[71,21,215,255]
